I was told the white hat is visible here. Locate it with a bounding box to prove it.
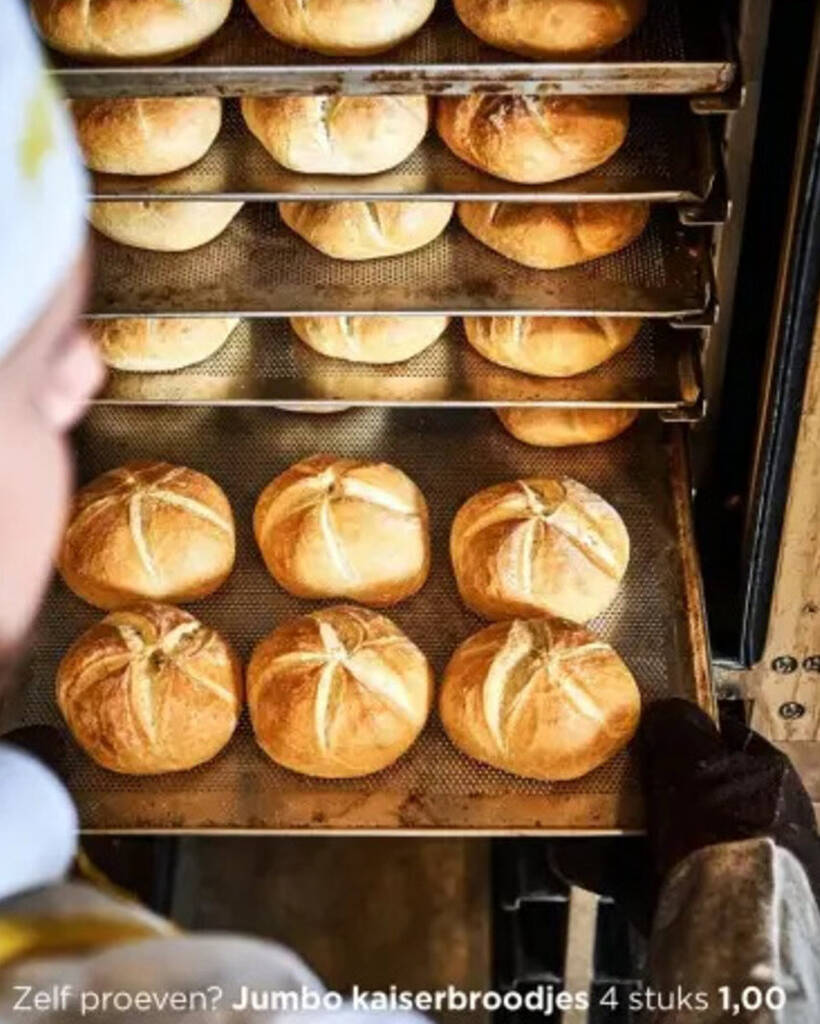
[0,2,87,362]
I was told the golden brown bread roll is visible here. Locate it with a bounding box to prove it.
[31,0,232,61]
[279,200,453,260]
[437,96,629,184]
[290,315,449,364]
[497,407,639,447]
[254,454,430,605]
[57,603,242,775]
[89,200,243,251]
[453,0,647,59]
[439,618,640,781]
[70,98,222,176]
[450,476,629,623]
[59,461,235,609]
[247,605,432,777]
[463,316,641,376]
[458,200,649,269]
[289,318,450,400]
[242,96,430,175]
[245,0,434,55]
[89,318,239,372]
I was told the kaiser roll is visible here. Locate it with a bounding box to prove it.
[247,605,432,777]
[245,0,434,55]
[89,318,239,372]
[254,454,430,605]
[450,476,629,623]
[89,200,243,251]
[437,96,629,184]
[290,315,449,364]
[458,200,649,269]
[242,96,430,175]
[278,200,453,260]
[439,618,640,781]
[453,0,647,59]
[463,316,641,376]
[497,407,639,447]
[70,97,222,176]
[31,0,232,61]
[57,603,242,774]
[59,461,235,609]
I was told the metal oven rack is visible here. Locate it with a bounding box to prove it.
[88,206,712,318]
[94,319,701,410]
[15,410,712,833]
[31,0,734,834]
[50,0,735,97]
[88,98,716,204]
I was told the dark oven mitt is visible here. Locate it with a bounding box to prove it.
[549,697,820,934]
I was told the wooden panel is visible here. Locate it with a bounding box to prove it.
[750,295,820,740]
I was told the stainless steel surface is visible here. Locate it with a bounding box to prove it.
[16,410,712,833]
[94,319,702,410]
[693,0,774,482]
[90,99,715,204]
[89,206,711,318]
[51,0,735,97]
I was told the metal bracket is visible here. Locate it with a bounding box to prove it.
[659,331,707,424]
[691,16,745,114]
[659,394,707,425]
[678,131,732,225]
[690,79,745,115]
[670,265,719,330]
[671,307,719,330]
[713,664,756,702]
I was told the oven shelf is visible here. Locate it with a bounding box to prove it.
[88,206,712,318]
[15,411,712,833]
[50,0,736,98]
[93,319,703,411]
[89,99,716,205]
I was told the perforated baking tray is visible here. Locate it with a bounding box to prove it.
[89,99,715,204]
[94,319,702,410]
[50,0,735,97]
[14,410,712,833]
[89,206,711,318]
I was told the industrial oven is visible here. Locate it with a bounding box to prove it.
[7,0,820,1017]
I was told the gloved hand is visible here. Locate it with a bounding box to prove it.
[549,698,820,931]
[642,697,820,902]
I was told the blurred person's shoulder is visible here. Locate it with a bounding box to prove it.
[0,743,77,902]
